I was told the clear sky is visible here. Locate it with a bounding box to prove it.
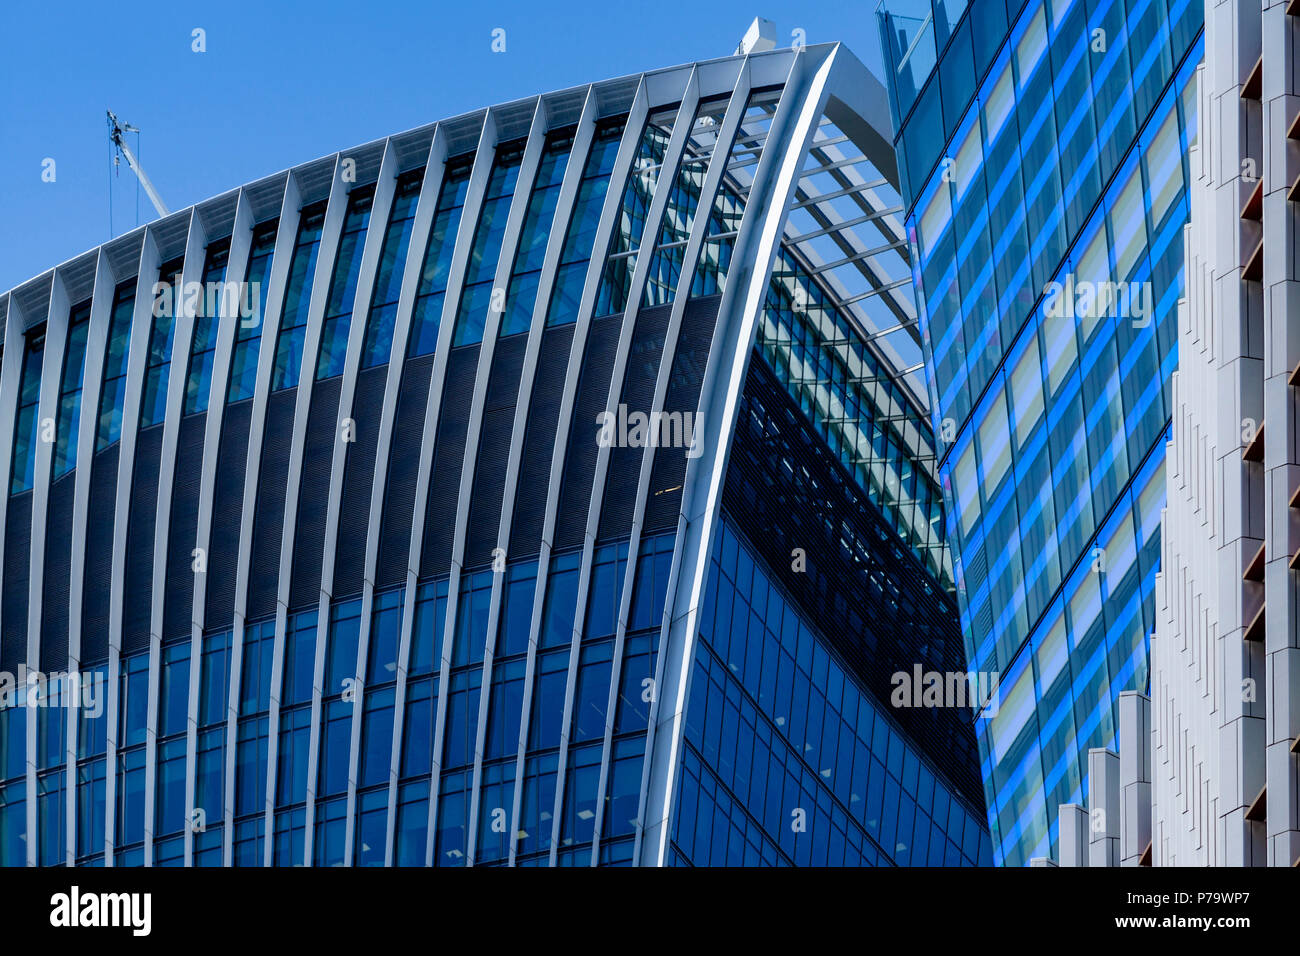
[0,0,888,294]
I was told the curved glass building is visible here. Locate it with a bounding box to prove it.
[0,42,989,866]
[877,0,1202,864]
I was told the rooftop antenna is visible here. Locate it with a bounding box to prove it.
[107,110,170,218]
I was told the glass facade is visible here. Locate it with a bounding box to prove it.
[96,281,136,448]
[638,97,726,310]
[316,186,375,380]
[500,132,574,336]
[271,202,327,391]
[691,89,781,300]
[546,121,624,326]
[9,326,44,495]
[53,302,91,477]
[227,221,278,403]
[758,245,949,586]
[140,256,184,427]
[878,0,1202,864]
[672,515,989,866]
[408,157,473,357]
[593,109,676,317]
[361,171,422,368]
[184,240,230,415]
[695,85,951,588]
[452,142,525,346]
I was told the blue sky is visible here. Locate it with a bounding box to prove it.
[0,0,887,293]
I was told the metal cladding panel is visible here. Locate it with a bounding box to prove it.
[204,401,252,629]
[81,444,120,666]
[464,333,527,570]
[1,494,32,669]
[509,324,575,558]
[642,295,720,533]
[333,365,387,599]
[554,314,623,552]
[289,378,341,610]
[103,237,142,286]
[40,472,76,670]
[393,131,435,172]
[376,354,434,589]
[162,413,206,642]
[419,345,479,579]
[722,353,982,808]
[597,301,672,542]
[123,425,164,654]
[248,389,297,621]
[195,191,239,243]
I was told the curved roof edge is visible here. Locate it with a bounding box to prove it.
[2,42,848,308]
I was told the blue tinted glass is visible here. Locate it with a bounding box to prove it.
[361,172,422,367]
[315,187,374,379]
[452,145,524,346]
[139,259,183,427]
[500,133,572,337]
[545,122,625,325]
[406,160,473,357]
[326,599,363,693]
[498,561,537,658]
[158,643,190,739]
[184,241,231,414]
[360,687,395,788]
[10,331,44,493]
[271,204,326,390]
[52,304,91,476]
[227,223,278,402]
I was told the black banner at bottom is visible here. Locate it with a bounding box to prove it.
[0,864,1282,943]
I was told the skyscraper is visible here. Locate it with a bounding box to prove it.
[877,0,1202,864]
[1153,0,1300,868]
[0,41,988,867]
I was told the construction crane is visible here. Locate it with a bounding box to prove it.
[107,110,169,218]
